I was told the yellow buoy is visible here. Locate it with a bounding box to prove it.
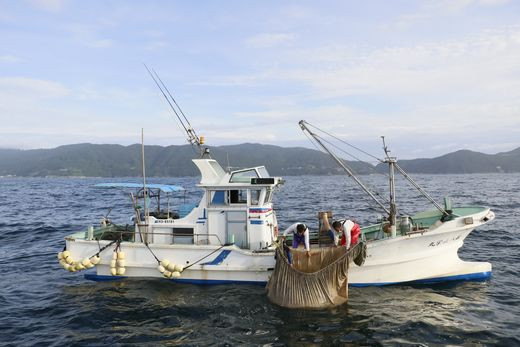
[167,263,176,272]
[81,257,91,267]
[160,259,170,268]
[116,260,125,268]
[62,250,71,259]
[116,267,126,275]
[117,251,125,260]
[90,256,100,265]
[58,252,63,260]
[171,271,181,278]
[65,256,74,265]
[112,252,117,260]
[163,270,172,278]
[110,259,116,268]
[174,264,184,272]
[59,260,67,267]
[85,262,94,269]
[157,265,165,273]
[110,268,117,276]
[75,263,85,271]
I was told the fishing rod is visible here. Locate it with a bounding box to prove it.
[151,67,194,132]
[144,64,208,157]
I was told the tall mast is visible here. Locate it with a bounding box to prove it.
[299,120,390,215]
[382,136,397,237]
[141,128,148,222]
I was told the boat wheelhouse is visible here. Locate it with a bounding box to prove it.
[61,159,284,284]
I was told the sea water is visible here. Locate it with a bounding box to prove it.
[0,174,518,345]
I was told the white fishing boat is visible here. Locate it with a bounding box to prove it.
[56,71,495,286]
[298,120,495,286]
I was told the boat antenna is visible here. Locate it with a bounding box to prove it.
[141,128,149,244]
[299,120,390,215]
[227,152,231,172]
[144,64,209,158]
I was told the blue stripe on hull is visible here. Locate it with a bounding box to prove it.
[349,271,492,287]
[85,271,491,287]
[201,250,231,265]
[84,273,265,285]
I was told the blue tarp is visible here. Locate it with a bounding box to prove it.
[94,183,184,193]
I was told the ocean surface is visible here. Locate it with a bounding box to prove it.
[0,173,519,346]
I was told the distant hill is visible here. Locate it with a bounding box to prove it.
[0,143,375,177]
[376,147,520,174]
[0,143,518,177]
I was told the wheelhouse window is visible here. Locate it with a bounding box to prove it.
[229,169,258,183]
[257,167,269,178]
[250,190,261,206]
[264,188,273,203]
[229,190,247,204]
[210,190,227,205]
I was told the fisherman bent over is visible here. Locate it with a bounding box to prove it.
[320,212,361,248]
[281,223,311,261]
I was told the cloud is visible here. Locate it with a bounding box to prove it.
[28,0,66,12]
[0,77,69,99]
[0,55,21,63]
[245,33,294,48]
[87,39,113,48]
[388,0,511,30]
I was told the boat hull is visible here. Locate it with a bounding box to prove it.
[67,210,494,286]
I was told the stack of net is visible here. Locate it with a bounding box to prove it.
[266,242,366,308]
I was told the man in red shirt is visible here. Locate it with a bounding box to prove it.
[320,212,361,249]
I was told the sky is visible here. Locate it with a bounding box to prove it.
[0,0,519,159]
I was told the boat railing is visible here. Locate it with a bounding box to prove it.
[86,225,224,246]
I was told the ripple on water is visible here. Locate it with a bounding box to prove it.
[0,174,519,345]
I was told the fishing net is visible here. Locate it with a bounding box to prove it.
[266,242,366,308]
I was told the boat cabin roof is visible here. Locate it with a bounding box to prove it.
[193,158,282,188]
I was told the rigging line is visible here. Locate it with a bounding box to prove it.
[151,67,194,130]
[157,91,190,141]
[313,130,415,216]
[313,134,390,204]
[303,129,326,154]
[144,241,160,263]
[315,133,386,177]
[305,121,384,163]
[394,163,448,216]
[300,121,390,215]
[143,63,190,135]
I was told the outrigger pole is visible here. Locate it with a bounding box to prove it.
[299,120,390,215]
[144,64,209,158]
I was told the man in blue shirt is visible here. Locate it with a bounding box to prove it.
[281,223,311,258]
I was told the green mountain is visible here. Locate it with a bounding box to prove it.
[0,143,375,177]
[1,143,519,177]
[375,147,520,174]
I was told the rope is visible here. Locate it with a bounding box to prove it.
[183,244,230,271]
[316,134,386,176]
[305,121,383,162]
[89,238,119,258]
[144,242,161,263]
